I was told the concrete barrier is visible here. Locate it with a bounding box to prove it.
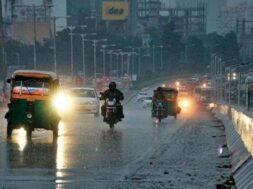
[216,105,253,188]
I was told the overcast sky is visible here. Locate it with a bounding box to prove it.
[161,0,253,6]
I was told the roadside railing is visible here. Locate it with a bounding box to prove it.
[211,54,253,112]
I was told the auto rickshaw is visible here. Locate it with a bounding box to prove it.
[5,70,61,139]
[153,87,181,120]
[162,87,181,119]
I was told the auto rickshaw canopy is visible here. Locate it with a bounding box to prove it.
[11,70,58,80]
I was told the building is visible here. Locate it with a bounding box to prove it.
[159,3,206,37]
[135,0,161,35]
[1,0,67,43]
[160,0,227,33]
[66,0,95,27]
[217,2,253,61]
[217,2,253,35]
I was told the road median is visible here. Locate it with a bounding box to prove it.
[215,104,253,188]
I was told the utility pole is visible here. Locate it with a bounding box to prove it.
[68,26,75,79]
[51,16,69,73]
[93,40,97,88]
[120,52,125,77]
[138,48,141,77]
[33,5,37,69]
[0,0,5,78]
[53,16,57,73]
[152,46,155,74]
[131,48,135,76]
[160,45,163,72]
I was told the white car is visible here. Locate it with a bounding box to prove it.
[70,87,100,116]
[137,92,148,101]
[142,97,153,109]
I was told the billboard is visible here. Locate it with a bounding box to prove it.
[13,6,50,22]
[102,2,129,21]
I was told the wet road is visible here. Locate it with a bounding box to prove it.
[0,89,189,188]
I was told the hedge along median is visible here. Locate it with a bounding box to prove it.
[215,105,253,189]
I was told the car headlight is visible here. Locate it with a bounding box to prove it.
[52,91,73,114]
[179,99,190,109]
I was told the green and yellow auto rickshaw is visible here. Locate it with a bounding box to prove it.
[162,87,181,119]
[5,70,61,139]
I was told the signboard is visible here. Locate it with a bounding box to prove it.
[102,2,129,21]
[13,6,49,22]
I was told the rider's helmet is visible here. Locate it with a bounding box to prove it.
[109,81,117,91]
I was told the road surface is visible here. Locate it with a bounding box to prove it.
[0,88,231,188]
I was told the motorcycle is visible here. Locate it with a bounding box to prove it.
[153,101,167,123]
[100,93,119,129]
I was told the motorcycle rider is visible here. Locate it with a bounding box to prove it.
[101,81,124,121]
[152,87,167,116]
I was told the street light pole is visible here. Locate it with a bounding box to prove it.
[80,34,86,81]
[52,16,69,73]
[131,48,135,76]
[152,46,155,74]
[91,39,107,88]
[33,5,37,69]
[138,48,141,77]
[127,53,131,76]
[116,53,120,78]
[160,45,163,72]
[53,16,57,72]
[69,26,75,79]
[93,41,97,88]
[120,52,125,77]
[109,51,113,76]
[101,46,106,76]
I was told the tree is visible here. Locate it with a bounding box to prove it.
[185,36,205,71]
[160,22,183,73]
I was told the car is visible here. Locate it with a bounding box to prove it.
[137,92,148,101]
[142,96,152,108]
[70,87,100,116]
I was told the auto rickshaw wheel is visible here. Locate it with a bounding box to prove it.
[7,123,13,138]
[53,124,59,138]
[174,114,177,120]
[26,127,32,139]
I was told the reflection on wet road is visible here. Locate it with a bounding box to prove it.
[0,94,186,187]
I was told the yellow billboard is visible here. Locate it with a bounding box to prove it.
[102,2,129,21]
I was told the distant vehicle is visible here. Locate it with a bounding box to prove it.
[194,85,213,105]
[70,87,100,116]
[142,96,152,108]
[245,73,253,84]
[137,92,148,101]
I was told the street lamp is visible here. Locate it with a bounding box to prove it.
[120,52,128,77]
[68,26,75,79]
[100,44,116,76]
[159,45,163,72]
[112,51,121,78]
[71,32,96,82]
[152,46,155,74]
[91,39,107,88]
[52,16,70,73]
[135,47,142,77]
[68,25,87,78]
